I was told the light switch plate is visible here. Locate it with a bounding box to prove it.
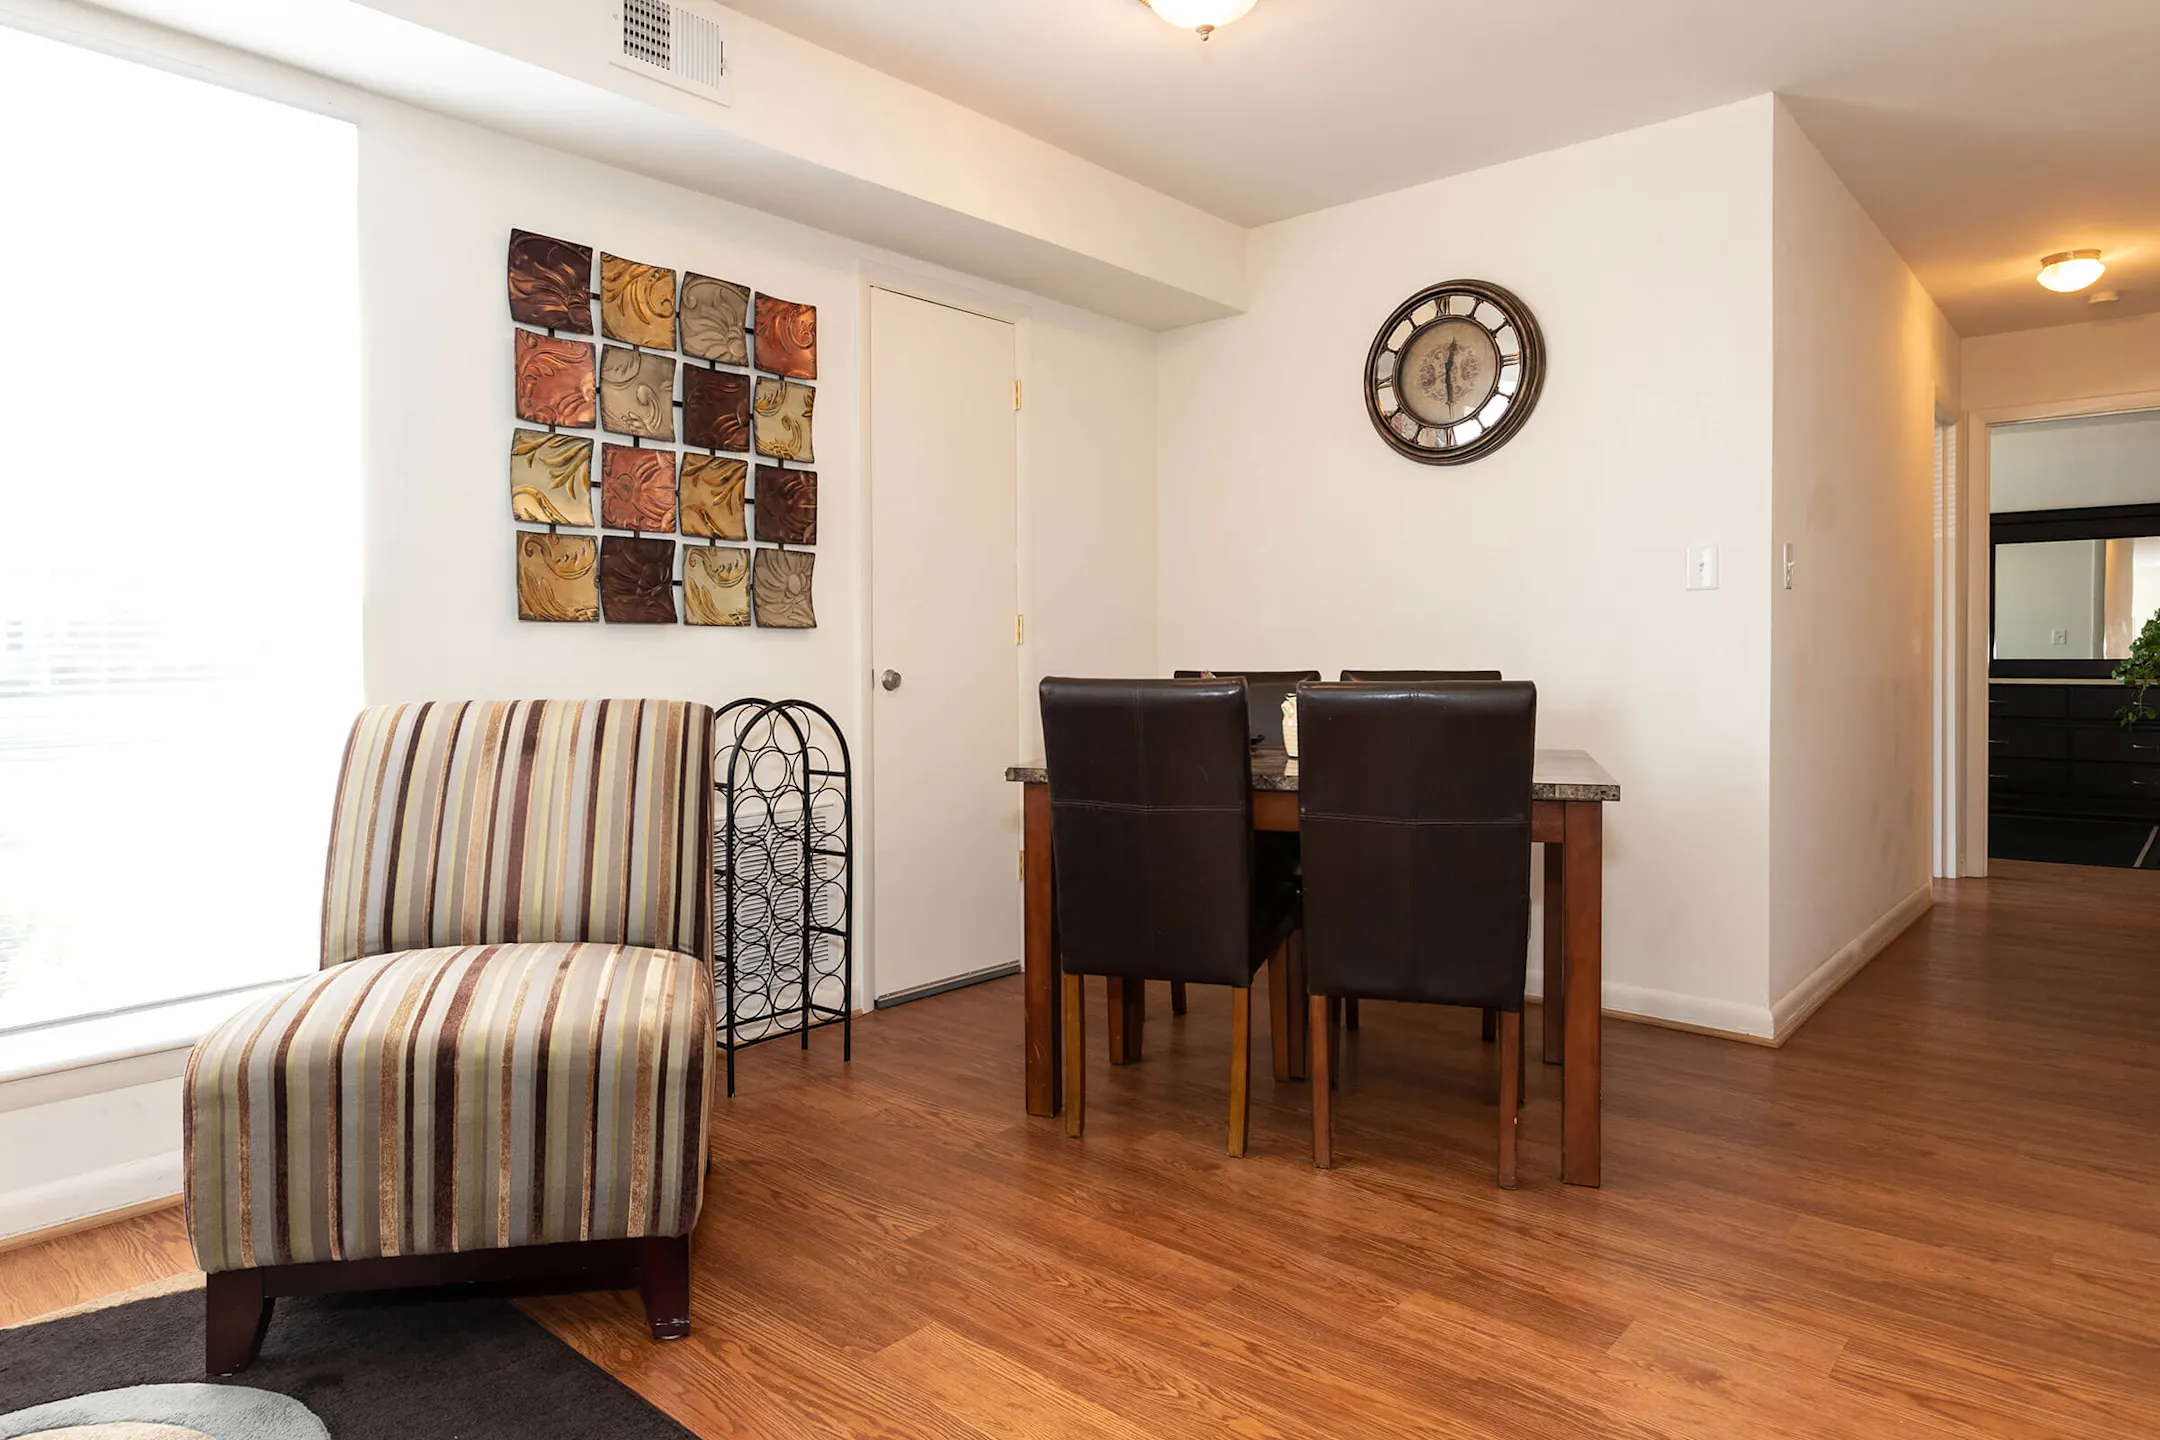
[1686,545,1719,591]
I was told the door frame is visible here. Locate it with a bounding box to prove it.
[1953,385,2160,877]
[853,262,1035,1005]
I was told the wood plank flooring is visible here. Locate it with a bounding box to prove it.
[6,859,2157,1437]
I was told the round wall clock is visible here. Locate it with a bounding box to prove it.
[1364,280,1545,465]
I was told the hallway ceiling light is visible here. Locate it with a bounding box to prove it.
[1140,0,1258,39]
[2036,249,2107,293]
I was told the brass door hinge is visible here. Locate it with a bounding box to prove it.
[1014,379,1023,411]
[1017,848,1025,880]
[1015,614,1026,645]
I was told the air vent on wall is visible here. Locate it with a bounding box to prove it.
[613,0,730,105]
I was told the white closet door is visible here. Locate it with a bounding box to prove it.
[867,287,1020,1001]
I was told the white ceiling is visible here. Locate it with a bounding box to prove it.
[720,0,2160,336]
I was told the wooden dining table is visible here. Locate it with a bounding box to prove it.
[1006,747,1621,1185]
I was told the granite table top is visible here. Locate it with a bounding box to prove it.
[1006,747,1620,803]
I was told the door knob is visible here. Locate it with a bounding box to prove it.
[880,669,903,692]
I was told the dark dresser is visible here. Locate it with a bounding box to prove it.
[1989,683,2160,821]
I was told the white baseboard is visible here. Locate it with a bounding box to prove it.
[1770,881,1933,1042]
[0,1150,183,1242]
[1598,982,1775,1041]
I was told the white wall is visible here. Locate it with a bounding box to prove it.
[1989,408,2160,512]
[0,1071,182,1240]
[1156,98,1779,1033]
[1765,106,1955,1023]
[1963,313,2160,413]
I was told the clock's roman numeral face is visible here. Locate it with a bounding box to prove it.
[1364,282,1544,466]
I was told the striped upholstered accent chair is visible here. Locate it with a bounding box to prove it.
[183,699,716,1375]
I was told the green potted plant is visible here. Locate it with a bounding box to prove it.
[2117,606,2160,726]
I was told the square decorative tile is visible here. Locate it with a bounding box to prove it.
[599,253,677,349]
[752,377,815,462]
[753,466,817,546]
[682,366,751,452]
[515,532,598,622]
[681,455,747,540]
[679,273,750,365]
[752,548,816,629]
[599,346,676,440]
[514,331,596,428]
[601,444,678,533]
[507,230,593,333]
[754,295,817,380]
[599,535,677,623]
[509,429,594,526]
[683,545,752,627]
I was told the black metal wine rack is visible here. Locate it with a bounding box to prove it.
[714,698,853,1095]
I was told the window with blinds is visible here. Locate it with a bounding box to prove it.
[0,27,361,1038]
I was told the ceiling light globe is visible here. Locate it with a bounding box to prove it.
[2036,250,2107,293]
[1143,0,1258,37]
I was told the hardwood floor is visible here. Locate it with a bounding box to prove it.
[6,860,2158,1437]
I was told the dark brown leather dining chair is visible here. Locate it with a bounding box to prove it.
[1339,669,1502,683]
[1040,678,1301,1155]
[1328,672,1500,1035]
[1332,672,1504,1036]
[1296,680,1537,1187]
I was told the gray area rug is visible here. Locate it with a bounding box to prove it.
[0,1291,694,1440]
[1,1382,329,1438]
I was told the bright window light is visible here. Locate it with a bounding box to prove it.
[0,25,360,1036]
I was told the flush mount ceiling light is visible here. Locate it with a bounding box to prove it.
[1139,0,1258,39]
[2037,249,2107,293]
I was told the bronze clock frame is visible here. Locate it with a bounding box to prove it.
[1364,279,1546,466]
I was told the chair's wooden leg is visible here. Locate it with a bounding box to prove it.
[637,1234,693,1340]
[1344,997,1360,1032]
[1309,994,1333,1168]
[1286,930,1309,1080]
[1171,981,1188,1016]
[1229,985,1253,1157]
[1498,1011,1521,1190]
[1267,940,1291,1083]
[204,1268,273,1376]
[1518,1011,1528,1111]
[1108,977,1144,1065]
[1325,995,1342,1089]
[1063,971,1085,1139]
[1481,1007,1498,1042]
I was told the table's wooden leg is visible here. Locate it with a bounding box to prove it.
[1171,981,1188,1015]
[1542,840,1565,1065]
[1108,978,1144,1065]
[1561,802,1603,1186]
[1024,783,1060,1117]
